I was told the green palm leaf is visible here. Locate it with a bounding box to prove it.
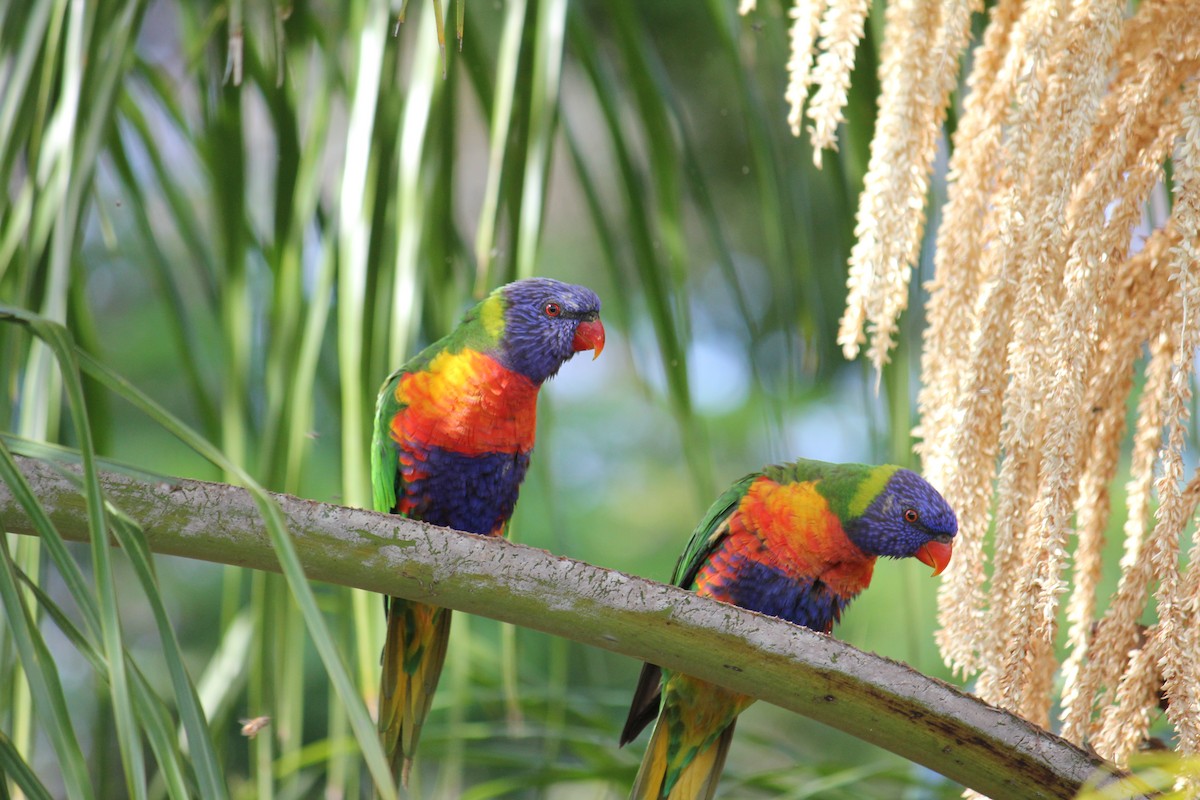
[0,1,948,796]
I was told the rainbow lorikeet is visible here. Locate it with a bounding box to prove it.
[371,278,605,785]
[620,459,956,800]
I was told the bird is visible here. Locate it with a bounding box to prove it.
[371,277,605,786]
[619,459,957,800]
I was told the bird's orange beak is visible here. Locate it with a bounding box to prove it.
[573,318,606,359]
[916,539,953,577]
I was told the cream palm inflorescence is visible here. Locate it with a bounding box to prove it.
[746,0,1200,786]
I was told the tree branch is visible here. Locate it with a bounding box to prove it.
[1,455,1135,799]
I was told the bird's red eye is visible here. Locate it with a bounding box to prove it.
[544,302,562,317]
[904,508,920,524]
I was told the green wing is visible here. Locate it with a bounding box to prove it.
[369,340,452,515]
[672,472,760,590]
[371,366,408,514]
[620,471,760,747]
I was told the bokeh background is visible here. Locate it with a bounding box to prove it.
[0,0,1084,797]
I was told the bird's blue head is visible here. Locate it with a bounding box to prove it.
[843,468,957,575]
[494,278,605,384]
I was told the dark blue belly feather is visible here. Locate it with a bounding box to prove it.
[397,444,532,535]
[714,558,855,634]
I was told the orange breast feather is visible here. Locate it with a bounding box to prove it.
[391,349,539,456]
[736,479,876,598]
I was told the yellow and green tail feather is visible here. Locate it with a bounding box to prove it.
[378,598,453,787]
[630,713,738,800]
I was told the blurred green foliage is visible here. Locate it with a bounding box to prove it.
[0,0,988,796]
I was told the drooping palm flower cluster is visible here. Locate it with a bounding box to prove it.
[747,0,1200,781]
